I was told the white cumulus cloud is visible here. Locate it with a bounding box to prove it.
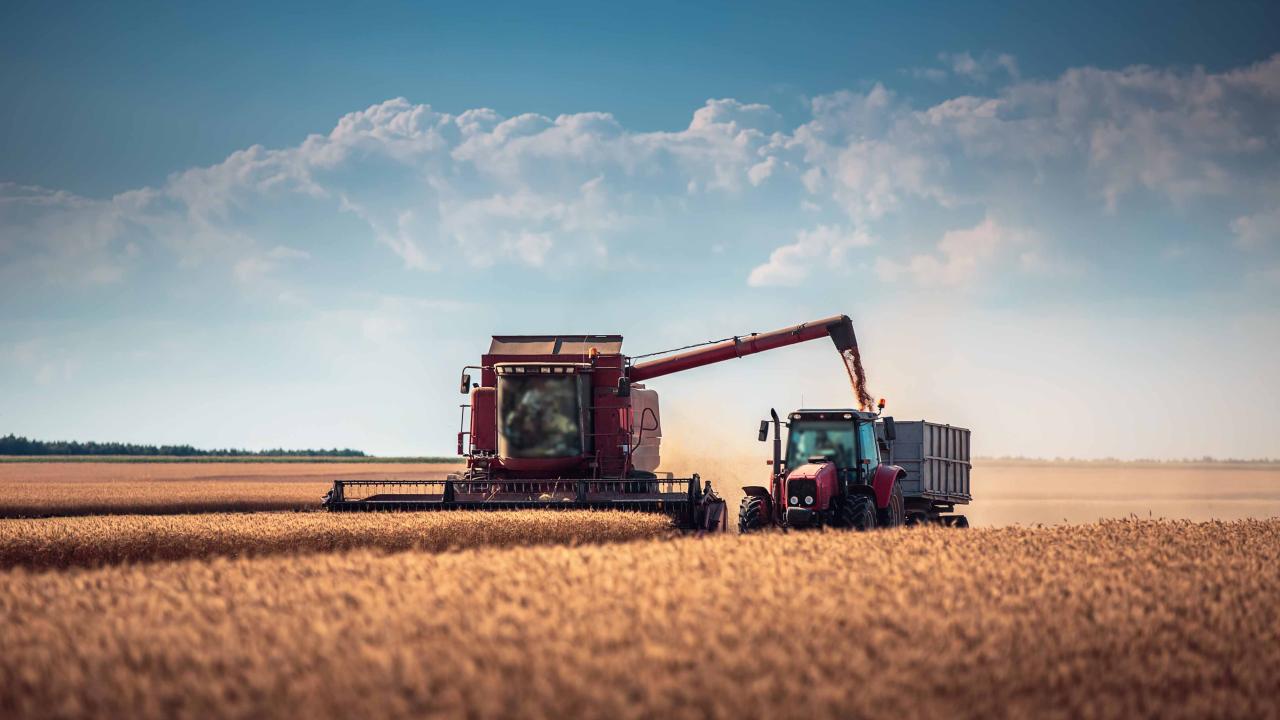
[875,217,1025,287]
[748,225,875,287]
[1232,208,1280,251]
[2,55,1278,298]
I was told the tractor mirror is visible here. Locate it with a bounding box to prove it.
[883,416,897,442]
[757,420,769,442]
[459,372,472,395]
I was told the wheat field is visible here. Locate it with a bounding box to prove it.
[2,519,1277,719]
[0,510,672,570]
[3,461,1279,718]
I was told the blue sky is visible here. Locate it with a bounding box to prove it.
[1,1,1278,458]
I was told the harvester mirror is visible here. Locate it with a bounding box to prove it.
[883,416,897,442]
[757,420,769,442]
[616,377,631,397]
[459,372,471,395]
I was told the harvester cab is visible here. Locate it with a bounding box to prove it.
[323,314,872,532]
[741,408,907,532]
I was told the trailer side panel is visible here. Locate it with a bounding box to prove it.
[877,420,971,505]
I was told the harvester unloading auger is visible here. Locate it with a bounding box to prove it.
[323,314,865,530]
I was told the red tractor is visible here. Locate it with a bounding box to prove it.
[740,408,909,531]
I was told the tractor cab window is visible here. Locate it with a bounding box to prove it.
[786,422,855,469]
[857,421,879,469]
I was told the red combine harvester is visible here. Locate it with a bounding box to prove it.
[741,408,971,531]
[323,314,863,530]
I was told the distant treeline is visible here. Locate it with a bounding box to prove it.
[0,435,366,458]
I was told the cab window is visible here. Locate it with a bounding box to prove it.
[785,422,855,469]
[857,421,879,468]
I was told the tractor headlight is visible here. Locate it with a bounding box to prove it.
[790,496,799,506]
[805,495,814,506]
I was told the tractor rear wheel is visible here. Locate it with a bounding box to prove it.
[738,495,769,533]
[835,494,877,531]
[878,480,905,527]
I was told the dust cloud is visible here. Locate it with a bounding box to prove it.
[658,443,764,525]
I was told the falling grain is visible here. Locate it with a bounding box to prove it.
[840,346,875,411]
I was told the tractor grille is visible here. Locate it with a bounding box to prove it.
[787,479,817,507]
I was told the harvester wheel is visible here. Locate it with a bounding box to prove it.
[738,495,769,533]
[878,480,905,528]
[835,495,877,531]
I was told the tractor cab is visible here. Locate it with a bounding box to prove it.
[783,409,882,484]
[740,406,907,532]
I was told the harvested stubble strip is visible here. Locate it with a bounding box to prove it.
[0,462,460,518]
[0,520,1277,720]
[0,510,673,570]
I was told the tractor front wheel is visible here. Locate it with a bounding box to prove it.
[738,495,769,533]
[835,494,877,531]
[878,480,905,528]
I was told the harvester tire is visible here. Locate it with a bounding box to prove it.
[835,495,877,531]
[878,480,905,528]
[738,495,769,533]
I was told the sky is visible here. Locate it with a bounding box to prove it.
[1,1,1278,459]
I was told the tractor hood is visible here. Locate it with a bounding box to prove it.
[784,461,837,513]
[785,461,835,481]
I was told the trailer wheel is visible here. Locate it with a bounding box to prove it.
[738,495,769,533]
[835,495,877,531]
[950,515,969,529]
[878,481,905,528]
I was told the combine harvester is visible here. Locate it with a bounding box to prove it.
[324,315,868,530]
